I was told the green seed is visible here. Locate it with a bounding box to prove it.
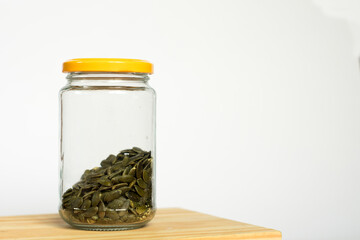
[81,199,91,210]
[136,206,147,215]
[121,199,130,211]
[136,162,143,179]
[119,211,127,217]
[143,169,151,184]
[137,178,147,189]
[101,154,117,168]
[70,197,83,209]
[129,207,138,216]
[98,176,112,186]
[120,149,133,154]
[119,186,131,194]
[86,218,96,224]
[103,190,122,202]
[129,179,137,188]
[111,162,123,172]
[135,185,145,197]
[63,189,73,198]
[121,214,128,222]
[98,201,106,219]
[130,154,144,163]
[123,166,132,176]
[132,147,143,153]
[91,192,101,207]
[105,209,119,220]
[129,167,136,177]
[98,186,112,191]
[126,192,141,202]
[111,183,127,190]
[112,175,135,183]
[107,197,126,209]
[63,195,76,204]
[121,155,130,166]
[82,207,98,218]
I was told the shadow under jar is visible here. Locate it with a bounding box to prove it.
[59,58,156,231]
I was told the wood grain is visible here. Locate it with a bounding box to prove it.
[0,208,281,240]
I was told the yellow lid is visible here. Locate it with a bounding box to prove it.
[63,58,153,74]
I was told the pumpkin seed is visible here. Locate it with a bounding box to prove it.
[107,197,126,209]
[120,214,128,222]
[121,199,130,211]
[129,179,137,188]
[136,161,143,179]
[111,162,123,172]
[112,175,135,184]
[111,183,127,190]
[129,207,138,216]
[81,199,91,210]
[120,149,133,154]
[105,209,119,220]
[143,169,151,184]
[91,192,101,207]
[70,197,83,209]
[63,189,73,198]
[86,218,96,224]
[98,176,112,186]
[143,158,152,170]
[78,213,85,222]
[98,201,106,219]
[82,207,98,218]
[121,155,130,166]
[122,166,132,176]
[63,195,75,204]
[83,190,95,198]
[135,185,145,197]
[119,186,131,194]
[128,167,136,177]
[126,192,141,202]
[103,190,122,202]
[98,186,112,191]
[137,178,147,189]
[136,206,147,215]
[132,147,143,153]
[118,210,127,217]
[101,154,117,168]
[130,153,144,163]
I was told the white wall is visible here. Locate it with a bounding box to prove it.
[0,0,359,239]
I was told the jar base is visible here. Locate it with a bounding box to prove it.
[67,222,148,231]
[59,209,155,231]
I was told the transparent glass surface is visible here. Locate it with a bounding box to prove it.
[59,72,156,230]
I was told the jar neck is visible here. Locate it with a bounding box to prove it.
[66,72,149,87]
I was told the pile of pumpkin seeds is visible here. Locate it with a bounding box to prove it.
[60,147,153,225]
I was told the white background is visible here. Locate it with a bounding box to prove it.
[0,0,360,239]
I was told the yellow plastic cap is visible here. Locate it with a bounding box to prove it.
[62,58,153,74]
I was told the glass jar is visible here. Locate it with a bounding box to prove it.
[59,58,156,231]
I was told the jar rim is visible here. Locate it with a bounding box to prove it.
[63,58,153,74]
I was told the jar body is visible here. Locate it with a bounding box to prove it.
[59,72,156,230]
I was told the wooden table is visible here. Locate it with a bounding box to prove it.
[0,208,281,240]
